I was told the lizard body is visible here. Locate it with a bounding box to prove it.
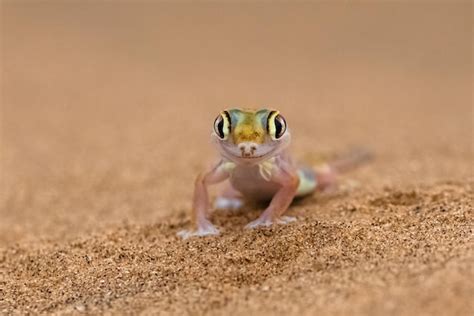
[178,108,370,238]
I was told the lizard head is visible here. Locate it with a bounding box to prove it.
[212,108,291,164]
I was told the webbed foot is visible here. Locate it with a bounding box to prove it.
[177,220,220,239]
[245,215,296,229]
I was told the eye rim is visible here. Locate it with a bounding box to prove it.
[214,111,231,140]
[267,110,287,140]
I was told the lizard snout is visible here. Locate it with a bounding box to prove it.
[238,142,258,158]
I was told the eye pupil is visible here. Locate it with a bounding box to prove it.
[274,117,283,138]
[216,117,225,138]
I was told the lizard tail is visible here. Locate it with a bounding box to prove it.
[328,147,374,174]
[297,148,373,194]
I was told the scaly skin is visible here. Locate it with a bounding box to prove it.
[177,108,370,239]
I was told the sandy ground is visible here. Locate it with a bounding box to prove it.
[0,2,473,315]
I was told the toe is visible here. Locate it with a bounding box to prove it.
[245,217,272,229]
[245,216,297,229]
[277,216,297,224]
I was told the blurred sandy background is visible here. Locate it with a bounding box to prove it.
[1,2,472,315]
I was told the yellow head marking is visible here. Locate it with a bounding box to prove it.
[231,110,266,144]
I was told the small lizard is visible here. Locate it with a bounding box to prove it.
[178,108,371,238]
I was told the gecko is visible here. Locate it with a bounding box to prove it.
[178,108,371,239]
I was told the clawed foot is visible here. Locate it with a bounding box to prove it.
[214,197,244,211]
[245,215,296,229]
[177,220,220,239]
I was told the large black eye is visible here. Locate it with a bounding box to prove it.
[274,114,286,139]
[214,115,225,138]
[267,111,287,140]
[214,111,230,139]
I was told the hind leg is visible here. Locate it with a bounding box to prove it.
[296,164,338,197]
[314,164,338,192]
[214,183,244,211]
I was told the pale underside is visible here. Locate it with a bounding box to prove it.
[228,155,317,201]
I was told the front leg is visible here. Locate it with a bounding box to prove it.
[177,161,231,239]
[246,162,299,229]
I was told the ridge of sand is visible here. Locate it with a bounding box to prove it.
[1,181,472,315]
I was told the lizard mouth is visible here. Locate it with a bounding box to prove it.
[220,147,275,164]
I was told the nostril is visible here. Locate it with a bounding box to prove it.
[239,143,257,157]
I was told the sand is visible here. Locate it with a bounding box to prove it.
[1,2,473,315]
